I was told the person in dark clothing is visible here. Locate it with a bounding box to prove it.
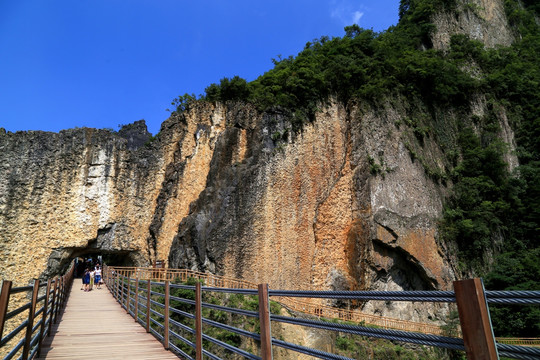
[82,268,91,291]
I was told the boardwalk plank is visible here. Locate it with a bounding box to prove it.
[37,283,179,360]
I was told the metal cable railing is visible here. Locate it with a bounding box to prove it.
[108,266,447,335]
[0,262,75,360]
[104,266,540,360]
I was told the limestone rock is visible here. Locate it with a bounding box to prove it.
[431,0,514,50]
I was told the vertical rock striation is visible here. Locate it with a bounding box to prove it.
[0,0,521,323]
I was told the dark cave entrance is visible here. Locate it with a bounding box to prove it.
[43,246,140,280]
[71,249,136,277]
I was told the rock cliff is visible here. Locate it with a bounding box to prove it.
[431,0,514,50]
[0,0,521,323]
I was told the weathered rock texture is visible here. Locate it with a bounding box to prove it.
[0,113,227,283]
[167,99,461,321]
[432,0,514,50]
[0,0,518,323]
[0,93,517,321]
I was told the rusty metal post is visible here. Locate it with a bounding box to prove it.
[114,271,118,300]
[59,275,65,309]
[119,274,124,305]
[146,279,151,332]
[116,272,120,301]
[37,278,52,357]
[0,280,13,340]
[134,275,140,323]
[22,279,40,360]
[49,278,58,332]
[53,277,60,324]
[125,274,131,314]
[258,283,273,360]
[57,276,64,312]
[454,278,498,360]
[164,280,170,349]
[195,281,203,360]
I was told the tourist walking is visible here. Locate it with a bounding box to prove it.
[95,265,102,289]
[89,268,95,291]
[83,268,90,291]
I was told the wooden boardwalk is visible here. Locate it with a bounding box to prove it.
[37,282,179,359]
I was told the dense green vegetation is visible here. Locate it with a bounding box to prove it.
[169,0,539,338]
[442,0,540,337]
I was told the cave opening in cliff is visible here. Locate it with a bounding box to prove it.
[44,246,140,280]
[70,249,136,276]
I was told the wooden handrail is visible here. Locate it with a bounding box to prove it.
[495,337,540,346]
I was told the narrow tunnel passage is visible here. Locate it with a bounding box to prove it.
[42,246,140,280]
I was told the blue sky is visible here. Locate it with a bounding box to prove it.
[0,0,399,136]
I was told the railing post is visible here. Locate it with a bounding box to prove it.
[134,275,140,323]
[49,278,58,331]
[37,278,52,358]
[0,280,13,340]
[22,279,40,360]
[60,275,66,309]
[164,280,170,349]
[53,276,60,324]
[146,279,151,333]
[115,272,119,300]
[125,274,131,313]
[258,283,273,360]
[57,276,64,313]
[195,281,202,360]
[119,273,124,305]
[454,278,498,360]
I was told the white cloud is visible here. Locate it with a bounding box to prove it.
[330,1,364,25]
[352,10,364,24]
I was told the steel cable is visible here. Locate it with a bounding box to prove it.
[271,315,465,351]
[170,283,196,290]
[169,342,194,360]
[170,294,196,306]
[170,307,195,319]
[201,287,259,295]
[170,318,196,334]
[497,343,540,357]
[201,301,259,318]
[0,320,28,347]
[202,332,260,360]
[272,338,355,360]
[486,290,540,298]
[150,299,165,309]
[202,317,261,341]
[487,298,540,305]
[269,289,455,301]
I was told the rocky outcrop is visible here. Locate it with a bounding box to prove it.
[0,116,225,283]
[167,99,460,321]
[1,90,518,321]
[431,0,514,50]
[0,0,521,323]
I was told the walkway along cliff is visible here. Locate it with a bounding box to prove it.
[0,0,536,328]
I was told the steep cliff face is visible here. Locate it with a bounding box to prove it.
[0,114,226,283]
[0,98,516,321]
[431,0,514,50]
[167,99,463,320]
[0,0,522,323]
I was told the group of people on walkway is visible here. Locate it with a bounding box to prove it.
[81,265,103,291]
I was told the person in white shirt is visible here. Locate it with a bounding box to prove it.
[95,266,102,289]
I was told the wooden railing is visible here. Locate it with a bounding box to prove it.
[0,263,75,360]
[107,266,445,335]
[495,338,540,347]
